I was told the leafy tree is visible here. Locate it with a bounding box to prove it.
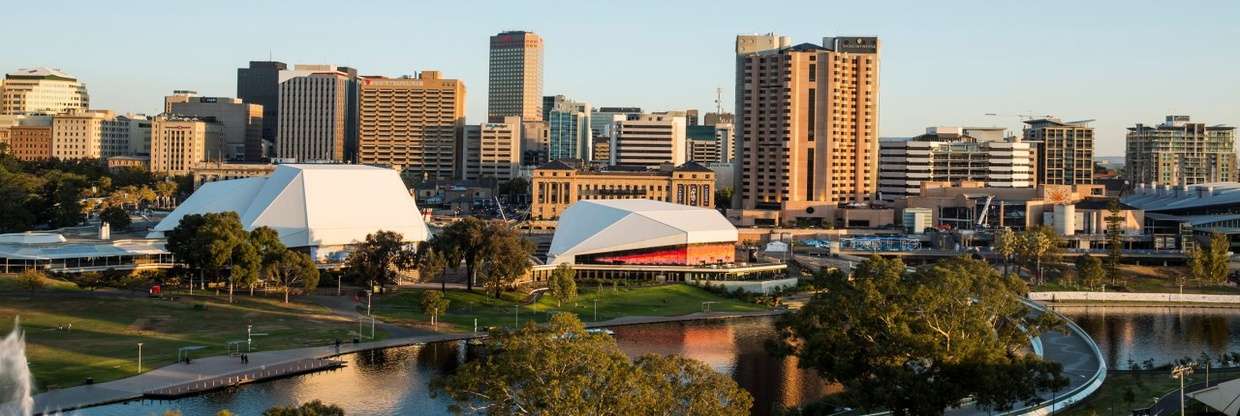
[478,225,534,298]
[1188,246,1207,282]
[268,250,320,303]
[1017,226,1061,285]
[0,165,44,232]
[100,205,131,230]
[437,217,490,291]
[40,170,90,228]
[17,269,47,293]
[250,226,287,295]
[76,271,106,291]
[714,187,734,211]
[261,400,344,416]
[420,290,451,327]
[1207,232,1231,284]
[1074,255,1104,290]
[772,256,1067,415]
[345,230,416,289]
[498,177,529,203]
[154,180,178,209]
[548,264,577,307]
[1104,199,1124,285]
[228,238,261,303]
[165,212,250,292]
[418,248,448,292]
[433,313,751,415]
[994,227,1018,276]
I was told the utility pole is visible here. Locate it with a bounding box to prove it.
[1172,364,1195,416]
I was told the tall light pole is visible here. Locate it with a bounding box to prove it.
[593,298,598,322]
[137,342,143,374]
[247,324,252,352]
[1172,363,1195,416]
[367,291,373,317]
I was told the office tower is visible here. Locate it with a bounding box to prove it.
[878,127,1032,200]
[462,116,521,181]
[715,122,735,163]
[51,110,114,159]
[703,112,734,126]
[1023,118,1094,185]
[237,61,287,150]
[164,90,197,113]
[1,68,89,115]
[685,109,699,126]
[358,71,465,179]
[592,139,611,162]
[488,31,543,120]
[150,115,223,175]
[734,34,880,213]
[101,114,151,158]
[168,95,264,161]
[276,65,354,162]
[613,113,686,167]
[686,125,722,163]
[545,96,591,161]
[590,109,633,138]
[521,120,549,166]
[1126,115,1235,186]
[8,116,53,161]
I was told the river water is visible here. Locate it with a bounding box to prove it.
[76,316,836,416]
[1056,305,1240,368]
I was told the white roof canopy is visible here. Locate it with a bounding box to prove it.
[150,164,429,248]
[547,199,737,265]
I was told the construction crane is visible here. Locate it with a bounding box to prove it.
[976,195,995,227]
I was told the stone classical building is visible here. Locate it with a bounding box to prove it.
[530,161,715,226]
[358,71,465,179]
[190,161,277,189]
[1126,115,1235,186]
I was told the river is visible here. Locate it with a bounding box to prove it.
[76,316,836,416]
[1056,305,1240,368]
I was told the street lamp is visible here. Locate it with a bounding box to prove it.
[367,291,373,317]
[137,342,143,374]
[1172,363,1195,416]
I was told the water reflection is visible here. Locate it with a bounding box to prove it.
[77,317,831,416]
[1056,305,1240,367]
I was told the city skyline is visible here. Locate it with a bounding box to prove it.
[1,0,1237,156]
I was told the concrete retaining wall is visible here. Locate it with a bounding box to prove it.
[1030,291,1240,304]
[686,277,799,294]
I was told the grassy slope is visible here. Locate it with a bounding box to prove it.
[1037,264,1240,295]
[0,276,379,391]
[373,283,769,331]
[1063,369,1240,415]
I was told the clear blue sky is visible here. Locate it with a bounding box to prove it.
[2,0,1236,156]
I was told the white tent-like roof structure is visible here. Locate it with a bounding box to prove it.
[150,164,429,249]
[547,199,737,265]
[1189,379,1240,416]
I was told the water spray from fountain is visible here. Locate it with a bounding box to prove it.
[0,317,33,416]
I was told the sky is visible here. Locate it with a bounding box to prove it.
[2,0,1237,156]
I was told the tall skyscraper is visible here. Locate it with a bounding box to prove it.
[488,31,543,121]
[237,61,287,151]
[544,96,591,161]
[734,34,880,215]
[1,68,89,115]
[1126,115,1235,186]
[168,95,263,161]
[613,113,686,167]
[357,71,465,179]
[276,65,354,162]
[1023,118,1094,185]
[462,116,521,181]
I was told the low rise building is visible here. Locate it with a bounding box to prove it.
[168,95,264,162]
[9,122,53,161]
[461,116,521,181]
[879,127,1032,200]
[107,155,150,171]
[530,160,714,227]
[190,161,277,189]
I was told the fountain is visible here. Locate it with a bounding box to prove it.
[0,318,32,416]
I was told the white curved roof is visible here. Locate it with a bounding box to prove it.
[547,199,737,265]
[0,232,66,245]
[150,164,429,247]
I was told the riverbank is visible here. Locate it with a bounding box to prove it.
[1031,291,1240,306]
[30,309,784,415]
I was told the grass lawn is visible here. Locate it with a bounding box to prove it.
[1063,369,1240,415]
[372,283,770,331]
[1036,264,1240,295]
[0,278,381,391]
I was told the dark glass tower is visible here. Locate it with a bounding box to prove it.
[237,60,287,160]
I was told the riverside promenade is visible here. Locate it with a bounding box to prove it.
[30,310,784,415]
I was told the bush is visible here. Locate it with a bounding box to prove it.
[100,205,131,230]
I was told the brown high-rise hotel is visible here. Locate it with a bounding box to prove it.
[488,31,543,121]
[358,71,465,180]
[732,33,880,226]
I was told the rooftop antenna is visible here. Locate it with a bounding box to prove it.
[714,87,724,115]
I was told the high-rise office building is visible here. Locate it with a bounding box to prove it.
[51,110,112,159]
[878,127,1032,200]
[150,115,223,175]
[544,96,591,161]
[237,61,287,150]
[685,109,699,126]
[613,113,686,167]
[1,68,89,115]
[1023,118,1094,185]
[488,31,543,121]
[703,112,734,126]
[1126,115,1236,186]
[734,34,880,219]
[163,90,197,113]
[276,65,354,162]
[686,125,723,163]
[358,71,465,179]
[462,116,521,181]
[102,114,151,158]
[168,95,263,161]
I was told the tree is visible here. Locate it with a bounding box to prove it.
[261,400,344,416]
[99,205,131,230]
[418,248,448,292]
[268,250,320,303]
[498,177,529,203]
[714,187,734,211]
[437,217,490,291]
[547,264,577,307]
[478,225,534,298]
[433,313,751,415]
[345,230,415,289]
[994,227,1018,276]
[1075,255,1105,290]
[1188,246,1207,283]
[1206,232,1231,285]
[154,180,178,209]
[165,212,250,292]
[1104,199,1125,285]
[17,269,46,293]
[1017,226,1061,285]
[420,290,451,327]
[76,271,106,291]
[772,256,1067,415]
[250,226,287,295]
[227,238,261,303]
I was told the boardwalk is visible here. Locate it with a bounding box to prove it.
[144,358,344,399]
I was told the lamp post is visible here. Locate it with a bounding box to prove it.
[247,324,252,352]
[593,298,598,322]
[367,291,372,317]
[1172,363,1195,416]
[137,342,143,374]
